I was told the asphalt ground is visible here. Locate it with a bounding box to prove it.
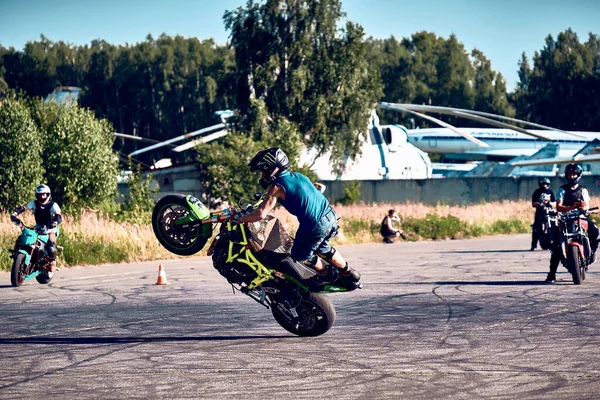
[1,234,600,399]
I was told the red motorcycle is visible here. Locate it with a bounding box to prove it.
[556,207,598,284]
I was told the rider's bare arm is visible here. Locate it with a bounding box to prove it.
[239,184,284,223]
[385,217,397,233]
[556,200,570,212]
[556,200,586,212]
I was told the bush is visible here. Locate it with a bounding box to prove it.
[488,218,530,234]
[400,213,470,240]
[339,181,362,205]
[29,100,120,210]
[0,99,45,211]
[115,159,158,224]
[197,99,305,206]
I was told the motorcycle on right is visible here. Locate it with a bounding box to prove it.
[555,206,598,284]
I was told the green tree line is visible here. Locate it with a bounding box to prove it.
[2,11,598,141]
[1,0,600,205]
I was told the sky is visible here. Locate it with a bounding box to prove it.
[1,0,599,91]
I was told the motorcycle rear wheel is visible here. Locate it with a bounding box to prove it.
[568,245,583,285]
[11,253,26,287]
[152,194,210,256]
[271,292,336,337]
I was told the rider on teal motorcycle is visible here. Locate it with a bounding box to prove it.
[11,184,63,275]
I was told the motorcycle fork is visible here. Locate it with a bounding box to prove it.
[226,222,275,289]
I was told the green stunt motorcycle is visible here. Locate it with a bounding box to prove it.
[152,194,357,337]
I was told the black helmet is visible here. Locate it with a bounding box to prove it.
[35,184,51,204]
[564,163,583,186]
[538,177,551,187]
[248,147,290,188]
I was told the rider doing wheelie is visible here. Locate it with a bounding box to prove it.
[545,164,599,282]
[238,147,361,290]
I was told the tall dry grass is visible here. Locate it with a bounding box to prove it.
[0,210,183,270]
[271,199,539,232]
[1,199,572,270]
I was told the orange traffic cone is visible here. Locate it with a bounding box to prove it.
[154,264,169,285]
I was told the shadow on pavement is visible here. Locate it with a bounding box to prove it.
[0,335,292,345]
[442,250,538,254]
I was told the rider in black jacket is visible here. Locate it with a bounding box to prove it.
[545,164,599,282]
[530,177,556,251]
[11,184,63,276]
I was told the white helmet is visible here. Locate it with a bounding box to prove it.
[35,184,51,204]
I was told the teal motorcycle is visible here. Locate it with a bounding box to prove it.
[152,194,359,337]
[10,219,60,287]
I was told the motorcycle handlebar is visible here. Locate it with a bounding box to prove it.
[200,198,263,225]
[13,220,51,234]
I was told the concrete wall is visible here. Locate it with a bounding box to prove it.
[320,176,600,205]
[132,164,600,205]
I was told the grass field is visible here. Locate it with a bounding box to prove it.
[0,199,566,271]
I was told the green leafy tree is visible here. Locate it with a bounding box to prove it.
[368,32,514,125]
[29,100,119,210]
[471,49,515,117]
[117,157,158,223]
[0,99,45,210]
[224,0,383,169]
[197,99,305,205]
[512,29,600,130]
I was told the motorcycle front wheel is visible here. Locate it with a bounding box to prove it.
[271,292,336,337]
[152,194,210,256]
[568,245,583,285]
[11,253,27,287]
[36,269,53,284]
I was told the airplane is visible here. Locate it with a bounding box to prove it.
[119,109,433,180]
[299,110,432,180]
[510,139,600,176]
[377,103,600,162]
[116,102,600,180]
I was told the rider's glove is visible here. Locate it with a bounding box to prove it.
[50,221,58,229]
[10,215,20,226]
[229,211,242,224]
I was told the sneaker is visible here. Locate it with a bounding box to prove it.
[545,273,556,283]
[311,266,340,286]
[341,267,361,282]
[384,238,393,244]
[339,267,361,291]
[530,246,536,251]
[591,251,597,264]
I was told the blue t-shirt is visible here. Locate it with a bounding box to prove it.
[274,171,330,227]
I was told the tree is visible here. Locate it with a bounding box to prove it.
[224,0,383,169]
[29,100,119,209]
[0,99,45,211]
[512,29,600,130]
[369,32,513,126]
[471,49,514,117]
[196,98,306,206]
